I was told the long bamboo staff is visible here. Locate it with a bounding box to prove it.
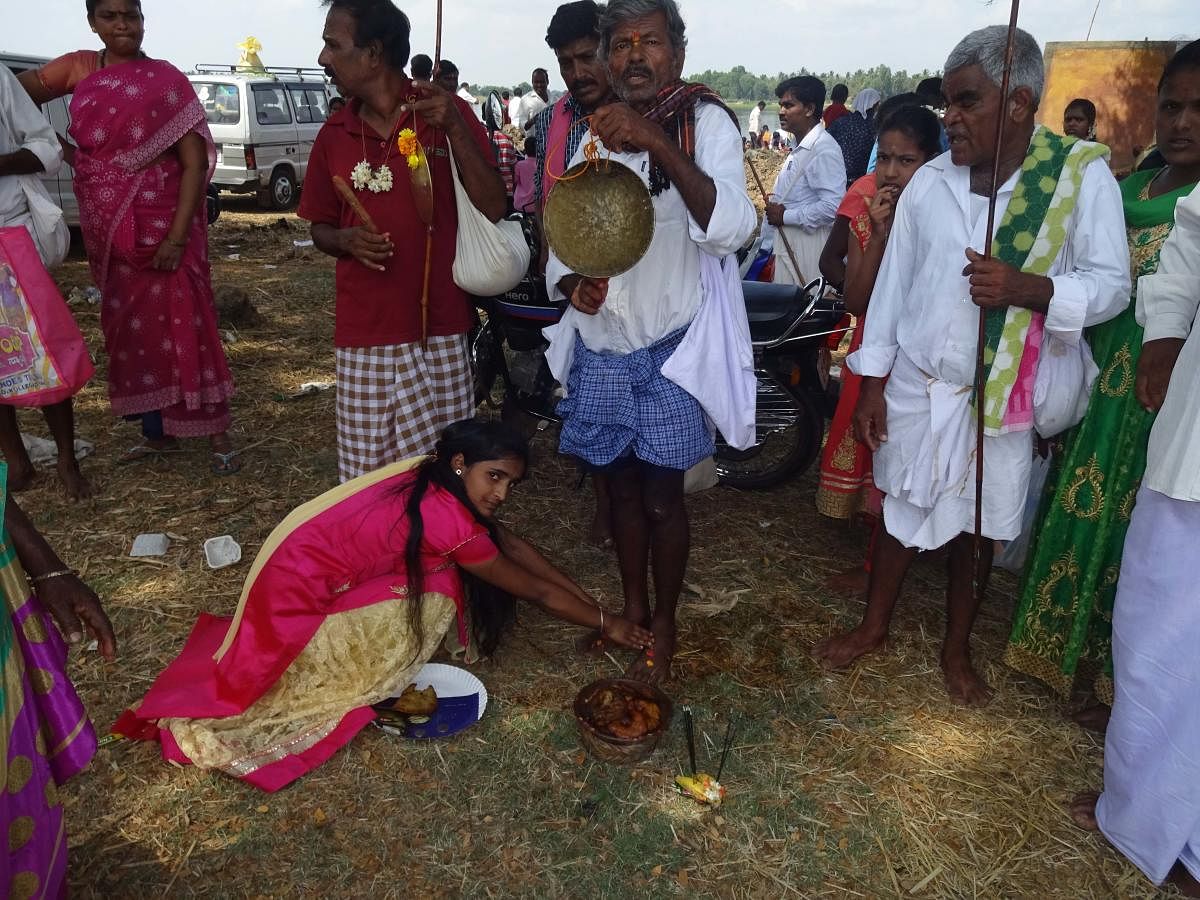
[975,0,1022,603]
[745,153,807,285]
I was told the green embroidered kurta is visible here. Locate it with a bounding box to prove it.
[1004,168,1197,703]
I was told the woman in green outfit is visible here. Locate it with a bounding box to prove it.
[1004,41,1200,727]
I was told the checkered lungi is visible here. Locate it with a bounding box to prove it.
[557,328,713,471]
[335,334,474,482]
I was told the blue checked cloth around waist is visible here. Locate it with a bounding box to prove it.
[557,328,714,471]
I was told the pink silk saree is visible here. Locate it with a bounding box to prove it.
[114,459,499,792]
[69,58,234,437]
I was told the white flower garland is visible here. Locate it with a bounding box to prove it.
[351,160,394,194]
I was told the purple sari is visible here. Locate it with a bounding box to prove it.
[2,464,98,897]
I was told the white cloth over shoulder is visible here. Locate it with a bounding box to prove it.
[1096,486,1200,887]
[1136,182,1200,501]
[0,63,68,267]
[543,101,758,448]
[846,148,1129,550]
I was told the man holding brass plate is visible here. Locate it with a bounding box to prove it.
[543,0,756,683]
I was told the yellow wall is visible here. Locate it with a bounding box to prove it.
[1039,41,1179,173]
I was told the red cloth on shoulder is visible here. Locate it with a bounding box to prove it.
[299,89,496,348]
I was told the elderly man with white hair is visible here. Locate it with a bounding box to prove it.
[812,25,1130,705]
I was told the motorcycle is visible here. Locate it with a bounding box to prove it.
[470,222,848,489]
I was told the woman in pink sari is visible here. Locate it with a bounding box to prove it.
[20,0,239,473]
[114,420,653,792]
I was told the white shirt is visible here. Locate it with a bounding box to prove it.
[1137,183,1200,501]
[759,122,845,248]
[545,102,757,355]
[849,150,1130,385]
[0,64,63,230]
[456,86,481,120]
[748,105,762,135]
[518,93,548,132]
[507,95,522,126]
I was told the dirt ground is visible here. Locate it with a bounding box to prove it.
[11,194,1170,898]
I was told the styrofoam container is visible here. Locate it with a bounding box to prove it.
[131,533,170,558]
[203,535,242,569]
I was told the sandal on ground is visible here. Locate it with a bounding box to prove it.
[210,450,242,476]
[119,443,184,464]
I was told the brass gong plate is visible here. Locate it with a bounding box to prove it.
[543,159,655,279]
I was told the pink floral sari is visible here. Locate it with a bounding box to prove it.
[70,59,234,437]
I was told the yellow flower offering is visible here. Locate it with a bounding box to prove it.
[397,129,421,169]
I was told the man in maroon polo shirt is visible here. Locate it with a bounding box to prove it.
[301,0,505,481]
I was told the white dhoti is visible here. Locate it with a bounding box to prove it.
[771,223,831,287]
[873,352,1032,551]
[1096,486,1200,886]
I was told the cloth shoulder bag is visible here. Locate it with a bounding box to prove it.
[1032,332,1099,438]
[445,142,528,296]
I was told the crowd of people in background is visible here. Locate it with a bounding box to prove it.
[1,0,1199,895]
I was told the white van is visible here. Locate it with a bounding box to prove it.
[1,52,80,226]
[189,65,337,211]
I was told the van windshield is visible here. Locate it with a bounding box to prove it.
[193,82,241,125]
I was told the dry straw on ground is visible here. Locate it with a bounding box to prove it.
[11,192,1173,897]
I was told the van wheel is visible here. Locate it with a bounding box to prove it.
[262,168,297,211]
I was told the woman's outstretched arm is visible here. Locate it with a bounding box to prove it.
[459,553,652,650]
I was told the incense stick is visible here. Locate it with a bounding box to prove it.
[715,718,736,783]
[682,707,697,776]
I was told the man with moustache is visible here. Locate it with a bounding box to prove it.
[300,0,504,480]
[813,25,1129,706]
[532,0,613,212]
[531,1,619,555]
[543,0,757,682]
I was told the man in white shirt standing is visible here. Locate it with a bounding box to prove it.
[519,68,551,134]
[508,88,524,128]
[1070,183,1200,898]
[747,99,764,147]
[456,81,481,119]
[813,26,1130,705]
[0,63,91,500]
[544,0,756,683]
[761,76,846,286]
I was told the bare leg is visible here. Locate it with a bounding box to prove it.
[1070,698,1111,734]
[813,527,918,669]
[0,405,36,491]
[627,465,687,685]
[608,462,652,628]
[1070,793,1200,897]
[942,533,994,707]
[589,472,614,548]
[42,399,92,500]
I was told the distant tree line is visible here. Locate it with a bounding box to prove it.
[684,64,938,103]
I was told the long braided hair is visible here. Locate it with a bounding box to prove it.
[396,420,529,657]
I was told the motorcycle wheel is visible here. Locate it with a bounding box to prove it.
[715,373,823,490]
[470,319,501,408]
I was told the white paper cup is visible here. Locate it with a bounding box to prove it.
[203,536,242,569]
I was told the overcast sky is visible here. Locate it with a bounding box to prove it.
[5,0,1195,88]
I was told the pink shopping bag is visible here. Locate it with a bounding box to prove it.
[0,226,93,406]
